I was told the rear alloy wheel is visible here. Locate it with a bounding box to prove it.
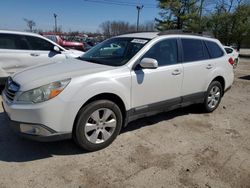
[73,100,122,151]
[203,81,222,112]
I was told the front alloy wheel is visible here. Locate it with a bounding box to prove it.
[74,100,123,151]
[85,108,117,144]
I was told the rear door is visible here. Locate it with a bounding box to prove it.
[180,38,214,101]
[24,35,66,66]
[0,33,33,77]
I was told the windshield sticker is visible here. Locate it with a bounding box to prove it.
[131,39,148,44]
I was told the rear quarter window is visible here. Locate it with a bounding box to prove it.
[205,41,224,58]
[0,34,30,50]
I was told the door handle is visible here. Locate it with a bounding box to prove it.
[206,64,213,69]
[30,53,40,57]
[172,69,181,75]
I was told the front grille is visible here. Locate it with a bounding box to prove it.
[4,77,20,102]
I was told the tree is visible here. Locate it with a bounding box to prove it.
[230,4,250,49]
[100,20,157,37]
[155,0,200,31]
[206,1,250,48]
[155,0,250,48]
[23,18,36,32]
[100,21,133,37]
[100,21,112,37]
[140,21,157,31]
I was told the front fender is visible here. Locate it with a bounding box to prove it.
[0,66,9,78]
[56,69,131,131]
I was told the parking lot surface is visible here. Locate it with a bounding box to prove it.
[0,59,250,188]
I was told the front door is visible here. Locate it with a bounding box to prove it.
[131,38,183,112]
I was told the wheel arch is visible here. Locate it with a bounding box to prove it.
[73,93,127,133]
[211,76,225,95]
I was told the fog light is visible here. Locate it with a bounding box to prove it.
[20,124,52,136]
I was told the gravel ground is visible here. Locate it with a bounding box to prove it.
[0,59,250,188]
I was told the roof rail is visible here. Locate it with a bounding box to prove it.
[158,30,214,38]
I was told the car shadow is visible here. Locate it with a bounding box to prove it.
[0,86,4,94]
[239,75,250,81]
[0,112,84,162]
[0,105,203,163]
[122,105,202,133]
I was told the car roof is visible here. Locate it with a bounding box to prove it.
[118,32,159,39]
[116,31,216,41]
[0,29,67,51]
[223,46,233,49]
[0,29,43,37]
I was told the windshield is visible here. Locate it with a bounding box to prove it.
[79,37,149,66]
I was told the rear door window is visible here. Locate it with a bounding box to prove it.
[205,41,224,58]
[181,38,209,62]
[25,36,54,51]
[0,34,30,50]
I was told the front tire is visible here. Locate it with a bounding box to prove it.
[203,81,222,113]
[73,100,123,151]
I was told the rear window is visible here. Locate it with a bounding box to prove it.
[205,41,224,58]
[181,38,209,62]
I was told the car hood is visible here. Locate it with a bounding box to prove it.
[66,49,85,57]
[12,58,116,90]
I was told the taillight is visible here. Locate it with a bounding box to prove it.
[228,57,234,66]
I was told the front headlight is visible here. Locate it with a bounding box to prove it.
[17,78,71,103]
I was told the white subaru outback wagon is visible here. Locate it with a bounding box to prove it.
[2,32,234,151]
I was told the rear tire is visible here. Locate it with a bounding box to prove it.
[73,100,123,151]
[203,81,222,113]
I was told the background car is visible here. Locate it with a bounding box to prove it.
[83,42,93,52]
[0,30,84,85]
[224,46,239,68]
[44,35,84,51]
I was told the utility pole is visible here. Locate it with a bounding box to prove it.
[199,0,205,31]
[54,13,57,33]
[136,5,143,31]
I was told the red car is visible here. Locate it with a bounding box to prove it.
[44,35,84,51]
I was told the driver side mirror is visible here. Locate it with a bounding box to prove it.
[139,58,158,69]
[53,46,61,53]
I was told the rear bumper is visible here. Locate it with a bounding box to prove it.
[2,102,72,142]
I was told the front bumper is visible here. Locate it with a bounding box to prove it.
[2,101,72,142]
